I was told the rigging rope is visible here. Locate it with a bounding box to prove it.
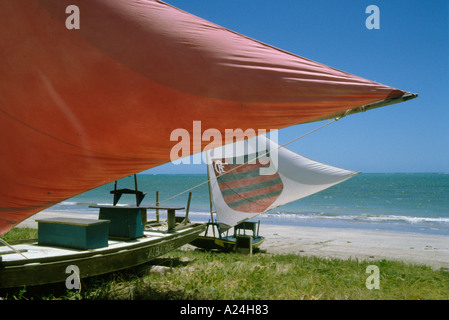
[159,117,342,205]
[0,237,28,259]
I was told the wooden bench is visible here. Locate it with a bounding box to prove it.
[234,222,261,255]
[36,217,110,250]
[145,206,185,231]
[234,221,260,236]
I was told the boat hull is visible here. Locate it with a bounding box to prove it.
[190,235,265,252]
[0,223,205,289]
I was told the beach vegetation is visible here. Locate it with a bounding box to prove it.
[1,227,38,243]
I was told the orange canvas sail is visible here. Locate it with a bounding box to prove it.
[0,0,416,235]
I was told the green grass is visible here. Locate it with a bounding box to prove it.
[1,227,38,243]
[1,228,449,300]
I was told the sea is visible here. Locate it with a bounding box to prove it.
[44,173,449,236]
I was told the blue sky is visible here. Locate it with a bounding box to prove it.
[146,0,448,174]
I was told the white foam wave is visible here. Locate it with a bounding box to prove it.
[260,211,449,225]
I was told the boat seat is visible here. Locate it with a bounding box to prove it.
[110,174,146,206]
[234,221,260,236]
[110,188,146,206]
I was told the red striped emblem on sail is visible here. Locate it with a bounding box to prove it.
[212,156,283,213]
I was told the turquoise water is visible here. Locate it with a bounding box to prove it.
[46,173,449,235]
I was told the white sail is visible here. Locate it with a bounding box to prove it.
[207,135,359,229]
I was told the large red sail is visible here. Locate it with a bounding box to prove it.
[0,0,416,235]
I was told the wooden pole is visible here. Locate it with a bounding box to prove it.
[133,174,138,206]
[156,191,159,223]
[183,192,192,225]
[206,153,216,237]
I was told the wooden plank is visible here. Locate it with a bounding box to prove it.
[35,217,110,227]
[90,205,184,210]
[0,249,27,256]
[89,205,186,232]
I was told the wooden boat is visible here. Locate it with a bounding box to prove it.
[0,178,205,289]
[190,221,264,252]
[0,222,205,289]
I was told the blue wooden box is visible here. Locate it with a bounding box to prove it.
[97,207,144,239]
[37,217,110,250]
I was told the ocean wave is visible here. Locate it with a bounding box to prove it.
[363,215,449,224]
[259,211,449,225]
[60,201,97,206]
[59,201,130,207]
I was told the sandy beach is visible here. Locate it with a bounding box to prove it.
[258,224,449,270]
[16,211,449,270]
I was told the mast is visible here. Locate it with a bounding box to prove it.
[306,93,417,123]
[206,152,216,236]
